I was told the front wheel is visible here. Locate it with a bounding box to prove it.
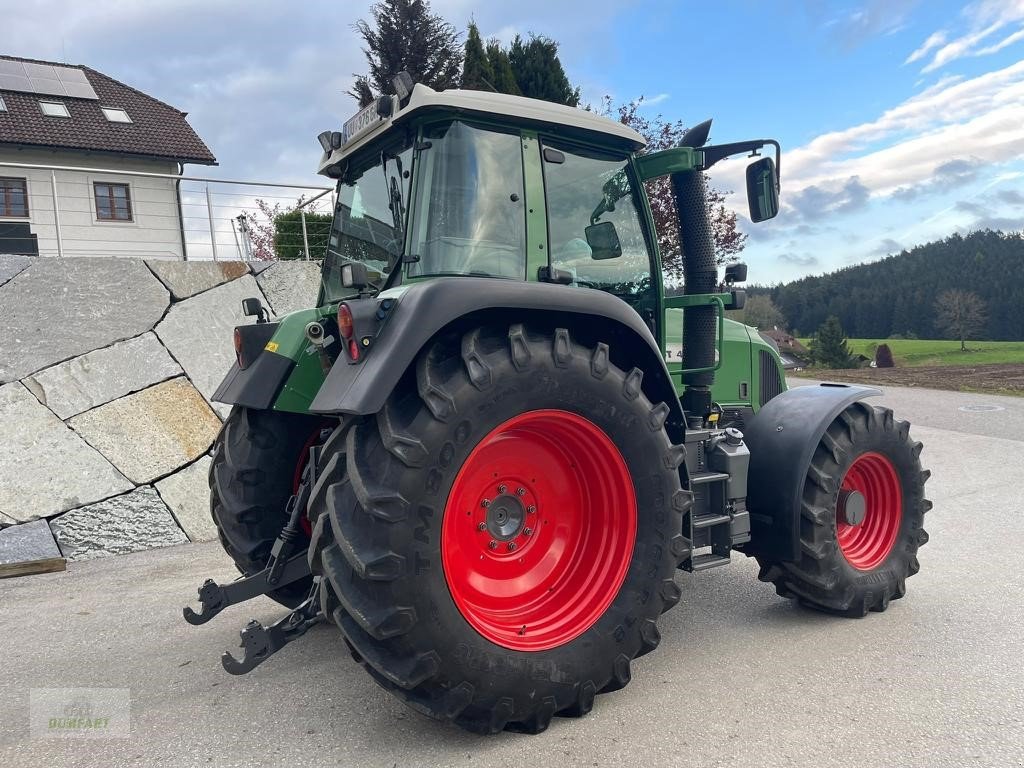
[756,401,931,616]
[307,324,691,733]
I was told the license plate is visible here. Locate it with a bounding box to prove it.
[342,103,384,145]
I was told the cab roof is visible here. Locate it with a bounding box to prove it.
[318,84,647,177]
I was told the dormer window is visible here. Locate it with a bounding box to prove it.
[39,101,70,118]
[102,107,131,123]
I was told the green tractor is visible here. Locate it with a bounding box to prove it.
[185,76,930,734]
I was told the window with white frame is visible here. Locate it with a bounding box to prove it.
[101,107,132,123]
[39,101,70,118]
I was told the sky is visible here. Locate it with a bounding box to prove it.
[2,0,1023,281]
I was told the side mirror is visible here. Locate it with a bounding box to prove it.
[241,297,269,324]
[724,262,747,284]
[746,157,779,222]
[341,262,370,288]
[584,221,623,260]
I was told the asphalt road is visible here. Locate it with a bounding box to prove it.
[2,383,1022,767]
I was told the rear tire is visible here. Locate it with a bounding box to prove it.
[756,401,931,617]
[308,324,691,733]
[210,406,325,608]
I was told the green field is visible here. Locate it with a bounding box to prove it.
[797,338,1024,367]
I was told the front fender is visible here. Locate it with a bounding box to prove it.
[742,383,881,562]
[308,278,684,435]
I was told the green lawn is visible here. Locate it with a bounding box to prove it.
[797,338,1024,367]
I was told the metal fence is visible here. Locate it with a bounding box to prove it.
[0,160,334,261]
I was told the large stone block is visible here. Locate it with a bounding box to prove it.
[49,487,188,561]
[68,377,221,484]
[0,256,169,383]
[146,260,250,300]
[0,519,62,564]
[0,254,31,287]
[154,456,216,542]
[22,332,182,419]
[154,274,268,417]
[255,260,323,316]
[0,382,131,522]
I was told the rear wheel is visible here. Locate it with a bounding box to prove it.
[209,406,325,608]
[756,401,931,617]
[308,325,691,733]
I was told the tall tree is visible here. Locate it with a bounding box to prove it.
[461,22,494,90]
[601,97,746,279]
[486,39,521,95]
[810,315,856,369]
[350,0,463,107]
[740,294,785,329]
[508,34,580,106]
[935,289,987,351]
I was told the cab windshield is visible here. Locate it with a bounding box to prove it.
[321,140,412,303]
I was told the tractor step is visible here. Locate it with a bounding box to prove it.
[688,552,731,571]
[692,513,731,529]
[689,471,731,485]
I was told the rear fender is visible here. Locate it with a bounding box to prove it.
[742,383,881,562]
[307,277,686,441]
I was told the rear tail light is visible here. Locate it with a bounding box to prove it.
[348,338,361,361]
[337,303,354,340]
[233,328,243,366]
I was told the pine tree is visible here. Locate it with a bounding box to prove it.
[461,22,494,90]
[810,316,855,369]
[486,39,521,95]
[350,0,463,107]
[508,34,581,106]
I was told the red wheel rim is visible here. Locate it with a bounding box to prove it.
[837,452,902,570]
[441,410,637,651]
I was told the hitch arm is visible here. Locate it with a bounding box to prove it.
[182,552,311,626]
[221,588,323,675]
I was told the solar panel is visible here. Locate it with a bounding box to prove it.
[0,61,98,100]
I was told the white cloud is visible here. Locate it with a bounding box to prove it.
[907,0,1024,73]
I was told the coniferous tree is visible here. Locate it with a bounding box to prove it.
[810,316,855,369]
[461,22,494,90]
[486,39,521,95]
[350,0,464,107]
[508,34,581,106]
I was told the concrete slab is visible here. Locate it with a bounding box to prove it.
[0,256,169,383]
[0,253,31,287]
[154,456,216,542]
[68,378,221,485]
[0,518,61,564]
[48,487,188,561]
[145,260,250,300]
[0,382,131,522]
[23,332,182,419]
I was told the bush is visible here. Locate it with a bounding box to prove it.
[875,343,895,368]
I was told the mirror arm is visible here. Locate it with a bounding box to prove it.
[700,139,781,187]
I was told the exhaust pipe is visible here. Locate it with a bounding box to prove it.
[671,119,717,420]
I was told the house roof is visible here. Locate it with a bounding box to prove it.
[0,55,216,165]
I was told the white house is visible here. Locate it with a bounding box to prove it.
[0,55,216,259]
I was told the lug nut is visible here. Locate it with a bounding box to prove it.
[476,522,486,531]
[507,542,517,552]
[480,499,491,508]
[488,540,498,550]
[527,505,536,514]
[523,527,533,536]
[516,487,526,496]
[498,484,507,494]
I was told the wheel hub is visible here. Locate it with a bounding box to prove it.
[838,489,866,526]
[485,492,527,541]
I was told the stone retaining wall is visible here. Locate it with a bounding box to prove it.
[0,255,321,567]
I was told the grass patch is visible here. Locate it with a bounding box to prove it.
[796,339,1024,367]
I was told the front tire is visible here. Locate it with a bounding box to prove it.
[756,401,931,617]
[308,324,691,733]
